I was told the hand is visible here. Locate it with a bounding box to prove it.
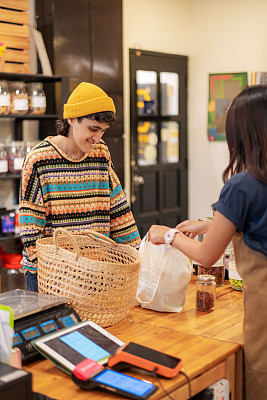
[175,220,211,239]
[147,225,170,245]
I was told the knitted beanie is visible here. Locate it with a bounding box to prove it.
[63,82,116,118]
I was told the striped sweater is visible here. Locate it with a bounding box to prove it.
[19,136,140,273]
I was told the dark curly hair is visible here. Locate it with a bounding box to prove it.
[55,111,116,137]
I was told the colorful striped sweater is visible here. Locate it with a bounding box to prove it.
[19,136,140,273]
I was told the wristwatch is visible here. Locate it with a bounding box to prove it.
[164,228,180,247]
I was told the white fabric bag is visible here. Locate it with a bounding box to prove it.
[136,234,192,312]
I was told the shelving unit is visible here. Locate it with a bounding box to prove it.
[0,72,69,242]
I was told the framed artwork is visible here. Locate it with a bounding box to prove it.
[208,72,248,141]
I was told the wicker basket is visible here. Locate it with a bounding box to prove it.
[36,228,140,327]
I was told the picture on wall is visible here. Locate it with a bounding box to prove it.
[208,72,248,141]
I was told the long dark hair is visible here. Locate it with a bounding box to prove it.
[55,111,116,136]
[223,85,267,184]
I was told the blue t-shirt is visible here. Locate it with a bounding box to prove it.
[212,171,267,257]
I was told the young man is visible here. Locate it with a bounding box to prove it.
[19,82,140,292]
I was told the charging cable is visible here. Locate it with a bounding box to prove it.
[152,368,192,400]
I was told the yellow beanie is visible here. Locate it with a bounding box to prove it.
[63,82,116,118]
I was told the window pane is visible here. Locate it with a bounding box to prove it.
[136,70,157,116]
[160,72,179,115]
[161,121,179,163]
[137,121,158,165]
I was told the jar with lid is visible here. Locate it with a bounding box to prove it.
[198,254,225,287]
[0,143,8,175]
[196,274,216,312]
[10,81,29,115]
[0,253,26,292]
[0,80,10,115]
[229,248,243,291]
[6,141,26,173]
[28,82,46,115]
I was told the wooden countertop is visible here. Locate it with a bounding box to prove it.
[126,277,244,345]
[24,277,244,400]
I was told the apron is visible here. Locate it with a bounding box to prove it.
[233,234,267,400]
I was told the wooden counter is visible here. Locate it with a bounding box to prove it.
[25,278,244,400]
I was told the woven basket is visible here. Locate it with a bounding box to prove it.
[36,228,140,327]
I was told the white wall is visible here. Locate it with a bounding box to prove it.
[123,0,267,220]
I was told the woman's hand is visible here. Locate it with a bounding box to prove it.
[147,225,170,245]
[175,220,211,239]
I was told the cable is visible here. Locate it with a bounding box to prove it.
[152,368,192,400]
[180,370,192,399]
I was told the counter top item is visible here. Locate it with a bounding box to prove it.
[24,278,244,400]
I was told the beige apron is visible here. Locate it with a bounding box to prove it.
[233,234,267,400]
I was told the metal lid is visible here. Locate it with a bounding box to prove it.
[197,274,216,281]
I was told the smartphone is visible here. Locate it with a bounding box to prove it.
[108,342,183,378]
[73,367,158,400]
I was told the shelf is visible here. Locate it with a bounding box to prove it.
[0,114,58,120]
[0,173,21,180]
[0,72,65,83]
[0,234,21,242]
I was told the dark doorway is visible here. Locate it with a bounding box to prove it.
[130,50,188,238]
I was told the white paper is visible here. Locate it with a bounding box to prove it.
[0,309,14,364]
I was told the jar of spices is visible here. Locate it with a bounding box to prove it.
[0,143,8,175]
[198,255,225,287]
[196,274,216,312]
[0,80,11,115]
[10,81,29,115]
[0,253,26,292]
[6,141,26,173]
[28,82,46,115]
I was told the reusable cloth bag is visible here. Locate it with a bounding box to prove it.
[136,234,192,312]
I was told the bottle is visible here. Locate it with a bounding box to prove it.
[196,274,216,312]
[1,253,26,292]
[228,248,243,291]
[10,81,29,115]
[198,254,225,287]
[0,80,11,115]
[6,141,26,173]
[0,143,8,175]
[28,82,46,115]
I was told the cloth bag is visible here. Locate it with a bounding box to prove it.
[136,234,192,312]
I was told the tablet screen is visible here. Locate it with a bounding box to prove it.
[34,321,124,371]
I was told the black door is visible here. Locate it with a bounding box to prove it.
[130,50,188,238]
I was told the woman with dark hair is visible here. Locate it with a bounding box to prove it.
[19,82,140,292]
[148,85,267,399]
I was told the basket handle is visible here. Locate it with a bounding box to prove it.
[85,230,118,246]
[53,228,80,260]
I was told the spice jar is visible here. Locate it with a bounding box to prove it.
[10,81,29,114]
[198,255,225,287]
[0,80,11,115]
[6,141,26,173]
[196,274,216,312]
[0,253,26,292]
[28,82,46,115]
[0,144,8,175]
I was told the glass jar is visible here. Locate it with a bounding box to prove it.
[196,274,216,312]
[28,82,46,115]
[198,255,225,287]
[0,80,11,115]
[10,81,29,115]
[1,254,25,292]
[6,141,26,173]
[229,248,243,291]
[0,143,8,175]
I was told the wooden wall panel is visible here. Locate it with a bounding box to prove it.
[0,0,30,73]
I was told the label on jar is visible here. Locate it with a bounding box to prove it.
[0,93,10,106]
[14,157,24,170]
[0,159,8,172]
[32,96,46,108]
[13,98,28,111]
